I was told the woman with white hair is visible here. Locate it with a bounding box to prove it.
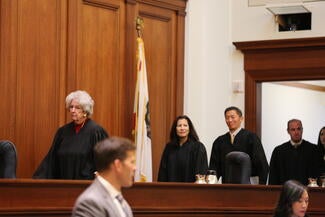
[33,90,108,179]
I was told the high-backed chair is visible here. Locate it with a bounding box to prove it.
[224,151,251,184]
[0,140,17,178]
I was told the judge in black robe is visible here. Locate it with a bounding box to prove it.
[269,119,322,185]
[158,115,208,182]
[269,140,321,185]
[209,106,269,184]
[33,90,108,180]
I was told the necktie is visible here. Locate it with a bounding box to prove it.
[230,134,235,144]
[116,194,132,217]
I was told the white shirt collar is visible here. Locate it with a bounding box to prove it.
[96,174,120,199]
[290,139,303,147]
[229,127,242,137]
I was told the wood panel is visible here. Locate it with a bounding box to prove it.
[0,0,18,141]
[0,179,324,217]
[233,37,325,136]
[0,0,66,177]
[67,0,126,136]
[0,0,187,179]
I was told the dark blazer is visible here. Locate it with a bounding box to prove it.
[72,178,132,217]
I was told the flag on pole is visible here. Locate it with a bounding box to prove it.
[133,37,152,182]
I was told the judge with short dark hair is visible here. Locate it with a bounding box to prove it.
[209,106,269,184]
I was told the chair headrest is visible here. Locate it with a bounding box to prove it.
[224,151,251,184]
[226,151,250,164]
[0,140,17,178]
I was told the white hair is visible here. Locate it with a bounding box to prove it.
[65,90,94,116]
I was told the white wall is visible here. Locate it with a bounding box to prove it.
[185,0,232,160]
[185,0,325,162]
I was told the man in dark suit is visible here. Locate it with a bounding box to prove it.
[72,137,136,217]
[209,106,269,184]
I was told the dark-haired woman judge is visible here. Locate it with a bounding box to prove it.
[158,115,208,182]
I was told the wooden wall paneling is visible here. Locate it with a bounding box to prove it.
[124,0,137,140]
[31,0,69,177]
[57,0,69,127]
[233,37,325,137]
[0,0,64,178]
[0,0,186,178]
[67,0,126,137]
[175,7,185,116]
[0,0,18,141]
[31,0,69,178]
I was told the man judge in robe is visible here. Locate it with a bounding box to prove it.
[209,106,269,184]
[269,119,322,185]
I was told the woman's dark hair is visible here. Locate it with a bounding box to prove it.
[169,115,199,144]
[317,126,325,147]
[274,180,308,217]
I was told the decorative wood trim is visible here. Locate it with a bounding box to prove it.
[82,0,120,10]
[1,179,324,217]
[138,0,186,14]
[273,82,325,92]
[233,36,325,51]
[233,37,325,136]
[139,11,171,22]
[126,0,137,5]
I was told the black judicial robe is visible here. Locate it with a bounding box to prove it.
[158,139,208,182]
[209,128,269,184]
[33,119,108,180]
[318,144,325,176]
[269,140,322,185]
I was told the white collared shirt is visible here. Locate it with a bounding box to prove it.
[97,175,126,217]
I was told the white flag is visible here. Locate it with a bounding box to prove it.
[133,37,152,182]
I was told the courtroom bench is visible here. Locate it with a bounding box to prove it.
[0,179,324,217]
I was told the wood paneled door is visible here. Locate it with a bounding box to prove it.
[0,0,187,180]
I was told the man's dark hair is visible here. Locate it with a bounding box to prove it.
[287,119,302,130]
[94,137,136,172]
[224,106,243,117]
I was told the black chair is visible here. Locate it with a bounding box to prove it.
[224,151,251,184]
[0,140,17,178]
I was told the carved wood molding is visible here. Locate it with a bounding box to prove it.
[233,37,325,136]
[83,0,120,10]
[138,0,186,15]
[233,36,325,51]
